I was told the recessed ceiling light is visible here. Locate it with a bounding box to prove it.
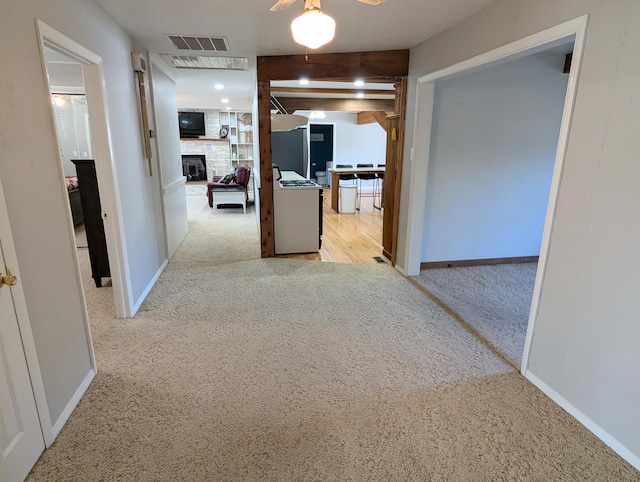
[225,106,231,110]
[356,92,365,99]
[214,83,224,90]
[299,78,310,85]
[221,98,229,103]
[354,79,364,87]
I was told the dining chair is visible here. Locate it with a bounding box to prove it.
[374,163,385,210]
[356,163,376,211]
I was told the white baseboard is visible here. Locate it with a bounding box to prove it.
[130,259,168,316]
[524,370,640,471]
[50,369,96,445]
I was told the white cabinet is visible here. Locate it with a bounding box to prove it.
[219,111,254,167]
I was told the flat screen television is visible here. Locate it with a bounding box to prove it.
[178,112,206,138]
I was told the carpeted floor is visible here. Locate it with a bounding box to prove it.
[26,196,640,481]
[410,263,538,368]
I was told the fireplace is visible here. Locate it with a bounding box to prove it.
[182,155,207,182]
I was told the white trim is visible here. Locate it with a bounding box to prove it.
[405,15,589,371]
[82,58,133,318]
[394,264,408,277]
[36,21,101,64]
[403,82,434,276]
[0,179,53,447]
[50,369,96,441]
[415,21,584,84]
[37,20,134,319]
[163,177,187,195]
[36,27,98,373]
[525,370,640,471]
[130,259,168,315]
[521,17,588,373]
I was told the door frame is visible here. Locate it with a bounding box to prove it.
[256,50,410,258]
[308,122,336,181]
[403,15,589,373]
[36,20,133,319]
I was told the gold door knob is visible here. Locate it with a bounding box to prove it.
[0,268,17,287]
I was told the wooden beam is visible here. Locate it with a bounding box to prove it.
[257,50,409,82]
[257,50,410,259]
[276,97,394,113]
[357,111,389,130]
[390,77,408,266]
[257,78,275,258]
[271,87,394,96]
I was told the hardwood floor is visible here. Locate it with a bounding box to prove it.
[190,182,385,265]
[277,188,386,265]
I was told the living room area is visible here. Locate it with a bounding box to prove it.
[178,90,390,265]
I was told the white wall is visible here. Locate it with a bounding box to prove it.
[296,111,387,187]
[421,51,568,262]
[151,62,188,259]
[113,39,167,307]
[403,0,640,467]
[0,0,167,427]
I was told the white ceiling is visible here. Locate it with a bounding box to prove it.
[95,0,498,110]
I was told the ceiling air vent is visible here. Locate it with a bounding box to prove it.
[167,35,229,52]
[160,54,248,71]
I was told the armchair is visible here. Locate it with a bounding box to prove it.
[206,163,251,213]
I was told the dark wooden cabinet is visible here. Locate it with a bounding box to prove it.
[71,159,110,287]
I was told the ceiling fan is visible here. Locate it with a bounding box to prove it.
[270,0,385,12]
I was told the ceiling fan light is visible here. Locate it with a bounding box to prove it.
[291,8,335,49]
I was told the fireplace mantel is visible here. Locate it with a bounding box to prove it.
[180,138,229,142]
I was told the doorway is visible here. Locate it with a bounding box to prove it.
[275,111,388,265]
[309,124,334,181]
[404,16,588,372]
[45,46,116,312]
[37,21,130,318]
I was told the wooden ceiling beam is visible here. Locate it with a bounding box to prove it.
[257,50,409,82]
[357,111,390,130]
[276,97,395,113]
[271,87,394,96]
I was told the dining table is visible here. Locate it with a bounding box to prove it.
[327,166,385,212]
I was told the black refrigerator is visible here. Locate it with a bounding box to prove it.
[271,128,308,177]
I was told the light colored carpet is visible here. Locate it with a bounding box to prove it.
[184,182,207,197]
[26,197,639,481]
[411,263,538,368]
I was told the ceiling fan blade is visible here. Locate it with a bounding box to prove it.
[270,0,298,11]
[357,0,386,5]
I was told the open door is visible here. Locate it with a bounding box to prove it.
[0,180,45,482]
